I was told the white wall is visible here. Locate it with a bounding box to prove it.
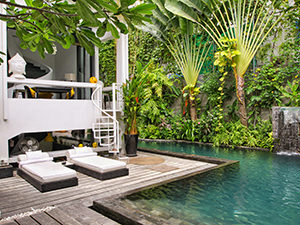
[54,45,77,80]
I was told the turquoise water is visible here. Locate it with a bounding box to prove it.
[126,141,300,225]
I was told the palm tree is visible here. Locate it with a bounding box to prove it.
[164,0,284,126]
[167,34,211,120]
[141,0,212,120]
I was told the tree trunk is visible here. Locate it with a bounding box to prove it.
[235,73,248,127]
[189,94,197,121]
[130,114,138,134]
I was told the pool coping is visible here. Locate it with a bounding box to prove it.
[140,138,271,152]
[93,147,239,225]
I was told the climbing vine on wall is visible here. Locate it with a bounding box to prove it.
[98,30,179,86]
[128,30,179,76]
[98,40,116,86]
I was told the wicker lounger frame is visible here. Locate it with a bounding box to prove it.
[74,164,129,180]
[17,169,78,192]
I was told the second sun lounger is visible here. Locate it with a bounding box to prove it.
[67,148,129,180]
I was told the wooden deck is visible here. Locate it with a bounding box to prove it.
[0,151,220,224]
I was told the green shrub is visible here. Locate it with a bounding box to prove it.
[212,120,273,150]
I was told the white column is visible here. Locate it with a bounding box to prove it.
[116,34,128,155]
[116,34,129,83]
[94,46,99,82]
[0,4,9,164]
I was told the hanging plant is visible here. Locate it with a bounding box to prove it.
[214,37,240,130]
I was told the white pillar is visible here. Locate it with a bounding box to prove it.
[0,4,9,164]
[94,46,99,82]
[116,34,128,155]
[116,34,129,83]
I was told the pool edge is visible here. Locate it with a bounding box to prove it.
[92,148,239,225]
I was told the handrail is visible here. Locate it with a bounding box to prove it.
[91,84,120,151]
[7,77,98,88]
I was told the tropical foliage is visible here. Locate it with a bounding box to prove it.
[164,0,286,126]
[123,61,175,135]
[101,0,297,151]
[167,34,211,120]
[0,0,155,58]
[122,61,150,135]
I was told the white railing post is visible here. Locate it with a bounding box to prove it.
[112,83,119,150]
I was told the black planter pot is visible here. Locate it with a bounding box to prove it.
[124,134,138,157]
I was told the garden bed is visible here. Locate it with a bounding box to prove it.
[140,138,271,152]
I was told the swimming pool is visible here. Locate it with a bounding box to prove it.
[124,141,300,225]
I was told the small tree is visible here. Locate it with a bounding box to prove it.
[0,0,155,58]
[168,34,211,120]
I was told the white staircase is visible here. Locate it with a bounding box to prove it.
[91,83,121,154]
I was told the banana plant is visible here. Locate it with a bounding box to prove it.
[164,0,285,126]
[167,34,211,120]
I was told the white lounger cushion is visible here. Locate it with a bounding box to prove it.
[67,148,97,159]
[21,161,77,183]
[25,151,44,160]
[70,156,126,173]
[18,152,53,167]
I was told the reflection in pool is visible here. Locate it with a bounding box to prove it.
[123,141,300,225]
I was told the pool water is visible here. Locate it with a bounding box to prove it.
[124,141,300,225]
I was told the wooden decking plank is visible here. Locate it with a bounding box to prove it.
[0,221,19,225]
[1,174,160,214]
[0,152,221,219]
[0,169,159,206]
[2,165,206,215]
[30,212,61,225]
[0,170,158,208]
[36,164,210,206]
[59,204,119,225]
[45,208,82,225]
[15,216,39,225]
[2,168,180,216]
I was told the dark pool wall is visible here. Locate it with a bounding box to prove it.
[272,107,300,153]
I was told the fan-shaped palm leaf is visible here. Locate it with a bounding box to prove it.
[164,0,284,126]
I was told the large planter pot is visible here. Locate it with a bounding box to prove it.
[124,134,138,157]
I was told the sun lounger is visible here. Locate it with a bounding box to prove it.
[66,147,129,180]
[17,151,78,192]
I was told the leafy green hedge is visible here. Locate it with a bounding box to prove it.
[139,112,273,150]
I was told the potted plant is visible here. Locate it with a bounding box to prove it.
[122,61,149,156]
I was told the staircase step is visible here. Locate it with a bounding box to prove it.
[97,136,115,139]
[93,124,113,128]
[93,129,115,132]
